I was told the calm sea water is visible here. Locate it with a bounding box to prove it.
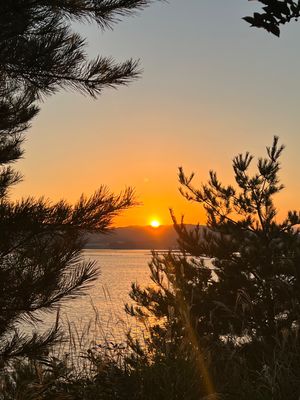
[24,249,212,351]
[58,249,153,343]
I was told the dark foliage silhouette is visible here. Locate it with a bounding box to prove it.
[0,0,160,365]
[245,0,300,36]
[127,137,300,398]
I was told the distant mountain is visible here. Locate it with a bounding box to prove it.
[85,225,201,250]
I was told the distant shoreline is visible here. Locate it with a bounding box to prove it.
[84,224,202,250]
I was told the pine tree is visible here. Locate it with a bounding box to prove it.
[128,137,300,394]
[0,0,155,365]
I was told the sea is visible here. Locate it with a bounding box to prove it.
[22,249,213,356]
[44,249,154,349]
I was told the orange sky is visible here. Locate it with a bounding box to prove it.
[11,1,300,227]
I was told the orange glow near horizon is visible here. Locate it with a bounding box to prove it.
[9,2,300,230]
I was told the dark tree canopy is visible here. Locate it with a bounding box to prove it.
[245,0,300,36]
[0,0,156,198]
[1,0,149,98]
[0,187,135,363]
[128,138,300,390]
[0,0,157,365]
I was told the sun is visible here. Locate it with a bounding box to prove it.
[150,219,160,228]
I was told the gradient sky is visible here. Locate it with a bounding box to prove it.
[12,0,300,226]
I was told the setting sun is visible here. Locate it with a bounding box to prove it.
[150,219,160,228]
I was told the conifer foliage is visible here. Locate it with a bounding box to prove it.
[0,0,154,365]
[129,137,300,358]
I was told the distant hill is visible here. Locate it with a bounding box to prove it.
[85,225,201,250]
